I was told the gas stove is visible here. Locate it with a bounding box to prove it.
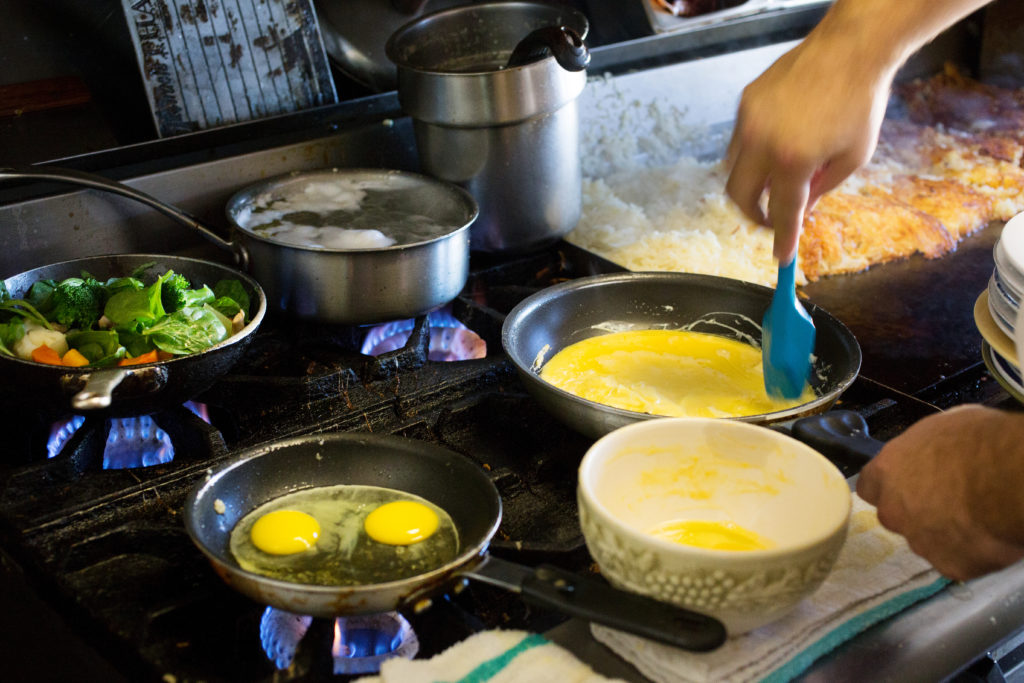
[4,16,1024,681]
[0,234,1020,683]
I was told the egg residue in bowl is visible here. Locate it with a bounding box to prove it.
[646,519,774,551]
[229,485,459,586]
[538,329,815,418]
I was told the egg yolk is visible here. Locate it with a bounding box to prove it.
[647,520,773,551]
[250,509,321,555]
[364,500,439,546]
[538,329,815,418]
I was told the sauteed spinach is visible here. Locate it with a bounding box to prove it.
[0,264,250,367]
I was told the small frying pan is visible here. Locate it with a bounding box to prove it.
[502,272,862,438]
[183,432,727,652]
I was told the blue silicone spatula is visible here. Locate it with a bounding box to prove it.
[762,259,816,399]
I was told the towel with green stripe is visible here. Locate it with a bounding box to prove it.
[592,493,947,683]
[355,629,623,683]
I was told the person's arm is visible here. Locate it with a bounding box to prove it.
[856,405,1024,581]
[725,0,993,264]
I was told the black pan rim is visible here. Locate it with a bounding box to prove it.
[183,431,503,599]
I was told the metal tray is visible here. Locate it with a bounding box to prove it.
[640,0,830,35]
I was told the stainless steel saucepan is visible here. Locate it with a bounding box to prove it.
[0,166,477,325]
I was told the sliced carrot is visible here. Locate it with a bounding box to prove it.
[31,344,64,365]
[61,348,90,367]
[156,351,176,362]
[118,349,160,366]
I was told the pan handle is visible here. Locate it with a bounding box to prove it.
[65,366,169,410]
[789,410,884,470]
[463,554,726,652]
[0,166,249,269]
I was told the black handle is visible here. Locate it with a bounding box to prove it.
[505,26,590,72]
[790,410,884,473]
[0,166,246,267]
[521,563,726,652]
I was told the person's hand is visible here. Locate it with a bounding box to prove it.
[724,27,893,264]
[856,405,1024,581]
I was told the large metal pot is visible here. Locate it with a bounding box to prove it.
[387,1,590,254]
[0,167,477,325]
[183,431,727,652]
[1,254,266,417]
[502,272,862,438]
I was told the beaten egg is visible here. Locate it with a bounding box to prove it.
[229,485,459,586]
[539,329,815,418]
[647,520,774,551]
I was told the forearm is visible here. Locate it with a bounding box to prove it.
[807,0,993,85]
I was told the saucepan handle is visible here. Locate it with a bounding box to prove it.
[464,554,727,652]
[0,166,248,268]
[505,26,590,72]
[789,410,885,470]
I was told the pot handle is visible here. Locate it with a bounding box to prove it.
[506,26,590,72]
[65,366,170,410]
[789,410,884,470]
[0,166,249,269]
[463,554,726,652]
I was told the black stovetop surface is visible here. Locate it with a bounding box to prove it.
[0,235,1018,683]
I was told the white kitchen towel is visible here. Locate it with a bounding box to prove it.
[355,629,627,683]
[592,493,948,683]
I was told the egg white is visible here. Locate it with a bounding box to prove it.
[229,485,459,586]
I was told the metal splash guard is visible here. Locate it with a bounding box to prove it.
[121,0,337,136]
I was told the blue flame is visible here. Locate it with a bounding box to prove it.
[360,308,485,361]
[46,402,210,468]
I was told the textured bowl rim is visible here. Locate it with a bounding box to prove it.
[578,417,852,561]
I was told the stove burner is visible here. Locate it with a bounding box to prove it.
[46,401,210,468]
[332,612,419,675]
[259,607,312,670]
[361,307,487,361]
[259,607,419,674]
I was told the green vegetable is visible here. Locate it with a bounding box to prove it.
[12,268,242,367]
[213,280,250,321]
[182,285,215,309]
[104,276,145,297]
[66,329,125,364]
[142,305,230,354]
[49,277,108,330]
[0,281,9,303]
[104,274,167,332]
[160,271,192,313]
[0,318,25,357]
[0,299,53,329]
[25,280,56,311]
[118,330,156,358]
[210,296,243,320]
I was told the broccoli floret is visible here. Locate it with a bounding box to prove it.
[49,277,107,330]
[160,271,192,313]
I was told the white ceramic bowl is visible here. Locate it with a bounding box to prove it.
[578,417,851,635]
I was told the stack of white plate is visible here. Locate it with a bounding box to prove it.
[978,213,1024,402]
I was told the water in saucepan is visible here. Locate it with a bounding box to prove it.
[235,176,467,250]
